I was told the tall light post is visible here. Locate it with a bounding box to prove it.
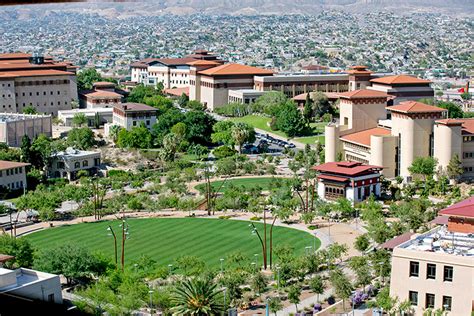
[107,225,118,266]
[220,258,224,274]
[149,290,154,315]
[254,254,258,270]
[305,246,312,255]
[168,264,173,275]
[119,220,129,271]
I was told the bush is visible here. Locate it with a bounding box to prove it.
[213,145,237,159]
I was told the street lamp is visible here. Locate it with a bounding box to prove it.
[107,226,117,266]
[149,290,154,314]
[251,262,256,273]
[220,258,224,274]
[305,246,312,255]
[168,264,173,275]
[119,220,129,271]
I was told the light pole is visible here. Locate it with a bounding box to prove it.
[220,258,224,274]
[254,254,258,270]
[305,246,312,255]
[168,264,173,275]
[251,262,256,273]
[107,226,117,266]
[149,290,154,315]
[276,265,281,291]
[119,220,129,271]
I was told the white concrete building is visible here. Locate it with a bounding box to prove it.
[0,267,62,304]
[0,160,29,192]
[228,89,266,104]
[58,107,113,127]
[48,148,101,180]
[0,112,52,147]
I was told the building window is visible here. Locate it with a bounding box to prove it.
[74,162,80,169]
[408,291,418,306]
[426,263,436,279]
[442,296,452,311]
[443,266,453,282]
[425,293,435,309]
[409,261,419,277]
[57,162,65,169]
[48,293,54,302]
[83,160,88,167]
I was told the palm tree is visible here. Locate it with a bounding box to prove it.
[109,125,121,144]
[170,278,224,315]
[231,123,250,154]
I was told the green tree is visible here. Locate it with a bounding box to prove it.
[446,153,463,181]
[67,127,96,150]
[77,68,104,90]
[303,93,313,124]
[309,275,325,302]
[0,235,34,268]
[143,95,173,113]
[117,124,152,149]
[408,156,437,180]
[109,125,122,143]
[20,135,32,164]
[75,279,114,314]
[34,243,109,284]
[22,105,38,115]
[174,255,205,276]
[354,234,370,253]
[253,91,288,116]
[127,84,162,103]
[231,122,255,154]
[349,256,372,291]
[250,272,267,295]
[329,269,353,308]
[170,278,224,315]
[312,92,331,118]
[213,146,237,159]
[268,296,283,316]
[287,284,302,312]
[211,121,235,146]
[186,100,205,111]
[72,113,88,127]
[183,111,216,145]
[178,92,189,108]
[275,101,305,137]
[436,101,463,118]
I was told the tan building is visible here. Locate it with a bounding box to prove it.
[79,81,124,109]
[368,75,434,104]
[390,197,474,315]
[130,50,223,89]
[112,103,157,130]
[0,160,29,192]
[189,63,274,111]
[0,53,78,116]
[0,113,52,147]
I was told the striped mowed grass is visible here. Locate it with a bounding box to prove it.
[25,218,320,267]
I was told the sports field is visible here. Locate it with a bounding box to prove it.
[25,218,319,267]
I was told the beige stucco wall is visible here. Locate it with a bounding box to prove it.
[0,165,27,190]
[339,99,387,132]
[390,247,473,315]
[370,135,398,178]
[433,124,462,172]
[324,125,340,163]
[391,115,435,179]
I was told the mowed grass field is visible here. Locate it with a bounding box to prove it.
[195,177,283,193]
[25,218,319,267]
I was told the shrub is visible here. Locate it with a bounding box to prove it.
[213,145,237,159]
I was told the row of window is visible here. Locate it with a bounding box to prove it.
[409,291,452,310]
[1,100,68,109]
[1,83,11,87]
[0,167,23,177]
[463,152,474,159]
[409,261,453,281]
[464,167,474,173]
[2,181,24,190]
[132,120,151,126]
[57,160,90,169]
[463,136,474,142]
[16,79,69,86]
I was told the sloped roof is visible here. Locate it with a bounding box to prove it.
[371,74,431,85]
[380,232,415,250]
[187,60,220,66]
[198,63,273,76]
[340,127,391,147]
[338,89,390,100]
[0,69,73,77]
[388,101,445,114]
[84,90,123,99]
[312,161,382,176]
[438,197,474,219]
[0,160,30,170]
[164,87,189,97]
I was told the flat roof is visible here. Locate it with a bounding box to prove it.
[0,113,51,123]
[56,148,100,159]
[115,103,157,112]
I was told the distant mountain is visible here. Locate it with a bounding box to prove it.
[1,0,472,18]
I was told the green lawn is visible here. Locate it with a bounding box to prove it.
[229,115,327,144]
[25,218,319,268]
[195,177,284,193]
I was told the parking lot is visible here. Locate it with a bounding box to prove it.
[242,132,296,154]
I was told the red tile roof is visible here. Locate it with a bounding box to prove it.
[0,69,74,78]
[312,161,382,176]
[115,103,157,112]
[164,87,189,97]
[318,174,349,182]
[388,101,446,114]
[438,197,474,219]
[0,52,31,59]
[85,90,123,99]
[199,63,273,76]
[156,57,196,66]
[340,127,391,147]
[187,60,220,66]
[0,160,30,170]
[338,89,390,100]
[380,232,415,250]
[436,118,474,135]
[371,74,431,85]
[347,65,373,75]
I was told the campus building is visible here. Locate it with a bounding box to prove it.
[111,103,157,130]
[0,267,62,304]
[325,89,474,180]
[390,197,474,315]
[368,75,434,104]
[0,160,29,192]
[0,52,78,116]
[79,81,124,109]
[130,50,223,89]
[48,148,101,180]
[312,161,382,203]
[0,112,52,147]
[57,107,113,127]
[189,62,273,111]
